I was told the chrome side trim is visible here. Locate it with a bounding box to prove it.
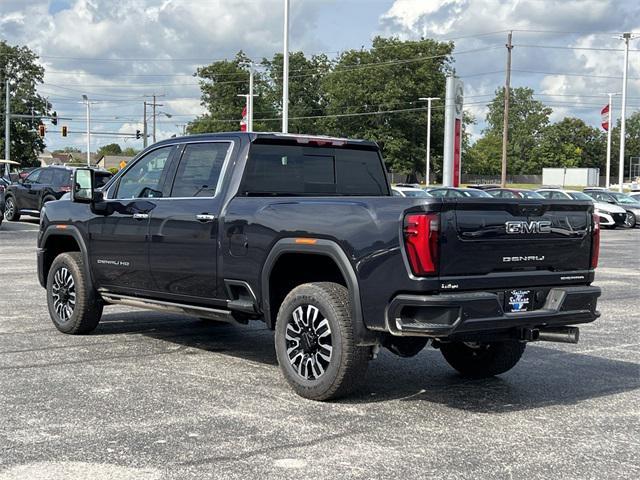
[100,292,240,323]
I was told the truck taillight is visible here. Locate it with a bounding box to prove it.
[60,185,72,192]
[590,212,600,269]
[404,213,439,276]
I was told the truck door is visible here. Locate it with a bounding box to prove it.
[88,145,176,291]
[147,141,233,303]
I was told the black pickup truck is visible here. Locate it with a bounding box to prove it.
[37,133,601,400]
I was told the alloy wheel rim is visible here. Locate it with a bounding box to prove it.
[625,212,634,227]
[285,304,333,380]
[51,267,76,322]
[5,199,14,219]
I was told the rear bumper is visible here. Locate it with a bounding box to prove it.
[385,285,601,338]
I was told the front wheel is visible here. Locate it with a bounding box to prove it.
[47,252,103,334]
[275,282,369,401]
[440,340,526,378]
[4,196,20,221]
[624,211,636,228]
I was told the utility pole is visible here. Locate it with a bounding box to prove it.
[4,78,10,178]
[152,94,157,144]
[419,97,439,186]
[143,101,148,148]
[82,95,91,166]
[617,33,636,192]
[500,31,513,188]
[282,0,290,133]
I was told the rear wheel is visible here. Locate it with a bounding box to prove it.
[4,196,20,221]
[46,252,103,334]
[440,340,526,378]
[275,282,369,401]
[41,195,56,209]
[624,211,636,228]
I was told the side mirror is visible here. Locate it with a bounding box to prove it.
[72,168,94,203]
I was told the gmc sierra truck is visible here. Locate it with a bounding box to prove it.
[37,133,601,400]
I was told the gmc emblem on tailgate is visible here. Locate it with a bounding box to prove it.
[505,220,551,234]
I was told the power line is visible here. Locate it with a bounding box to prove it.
[516,44,640,53]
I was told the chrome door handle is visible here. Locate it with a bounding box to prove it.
[132,213,149,220]
[196,214,216,222]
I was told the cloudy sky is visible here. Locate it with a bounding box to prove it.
[1,0,639,152]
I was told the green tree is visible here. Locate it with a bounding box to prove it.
[260,52,331,133]
[97,143,122,156]
[482,87,552,174]
[0,41,50,167]
[533,117,605,171]
[188,51,276,133]
[465,133,502,175]
[611,111,640,177]
[122,146,139,156]
[320,36,453,176]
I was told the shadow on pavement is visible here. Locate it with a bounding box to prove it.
[96,310,640,412]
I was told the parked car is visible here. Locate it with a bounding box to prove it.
[38,132,601,401]
[4,166,112,221]
[466,184,500,190]
[583,189,640,228]
[536,189,627,229]
[487,188,545,199]
[391,186,430,197]
[426,187,493,198]
[0,177,8,228]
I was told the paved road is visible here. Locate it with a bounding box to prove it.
[0,220,638,480]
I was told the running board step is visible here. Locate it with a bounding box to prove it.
[100,293,239,324]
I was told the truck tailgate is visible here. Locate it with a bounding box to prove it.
[439,199,594,277]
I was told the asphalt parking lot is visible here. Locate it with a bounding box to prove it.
[0,219,638,480]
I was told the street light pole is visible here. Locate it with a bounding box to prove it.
[82,95,91,166]
[419,97,439,186]
[248,64,254,132]
[604,92,618,189]
[4,78,10,178]
[282,0,290,133]
[152,94,157,144]
[618,33,635,192]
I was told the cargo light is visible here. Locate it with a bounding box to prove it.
[294,136,346,147]
[590,213,600,269]
[403,213,439,276]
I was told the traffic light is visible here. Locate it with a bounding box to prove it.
[38,124,45,137]
[51,111,58,126]
[62,126,68,137]
[136,129,141,139]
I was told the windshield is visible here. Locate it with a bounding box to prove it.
[519,190,544,199]
[568,192,593,201]
[610,192,638,204]
[403,189,430,197]
[463,189,492,198]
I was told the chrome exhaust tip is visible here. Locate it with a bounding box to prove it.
[537,326,580,344]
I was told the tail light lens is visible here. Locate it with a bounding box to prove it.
[60,185,72,192]
[404,213,439,276]
[0,185,5,193]
[590,213,600,269]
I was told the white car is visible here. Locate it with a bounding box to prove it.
[391,186,430,198]
[536,188,627,228]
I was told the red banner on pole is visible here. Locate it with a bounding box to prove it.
[601,104,610,131]
[240,105,247,132]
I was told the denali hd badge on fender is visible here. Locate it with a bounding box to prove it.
[505,220,551,234]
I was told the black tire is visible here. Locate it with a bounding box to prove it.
[440,340,526,378]
[41,195,56,208]
[275,282,369,401]
[4,196,20,221]
[624,211,636,228]
[46,252,103,334]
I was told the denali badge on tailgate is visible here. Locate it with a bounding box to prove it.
[505,220,551,234]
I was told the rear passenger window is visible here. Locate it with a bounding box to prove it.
[39,169,54,185]
[170,143,231,197]
[52,169,72,187]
